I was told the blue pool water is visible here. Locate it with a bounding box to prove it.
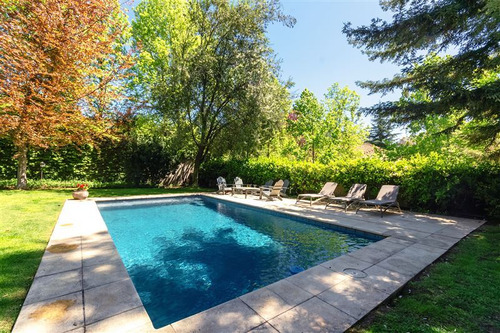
[97,196,380,328]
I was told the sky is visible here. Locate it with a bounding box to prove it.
[266,0,402,108]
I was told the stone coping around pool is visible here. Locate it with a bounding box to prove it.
[12,192,485,333]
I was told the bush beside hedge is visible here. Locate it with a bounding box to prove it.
[200,155,500,221]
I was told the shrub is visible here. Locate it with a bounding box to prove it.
[200,156,500,221]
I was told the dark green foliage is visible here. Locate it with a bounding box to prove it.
[200,156,500,221]
[343,0,500,154]
[0,137,175,186]
[368,115,396,148]
[0,139,16,178]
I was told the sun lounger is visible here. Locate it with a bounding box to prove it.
[296,182,338,206]
[325,183,367,211]
[355,185,401,217]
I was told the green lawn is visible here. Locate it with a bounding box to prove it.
[349,224,500,333]
[0,187,212,333]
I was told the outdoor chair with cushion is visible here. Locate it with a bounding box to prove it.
[296,182,338,206]
[260,180,284,201]
[355,185,402,217]
[325,183,367,211]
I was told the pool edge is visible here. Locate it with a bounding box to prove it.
[12,194,485,333]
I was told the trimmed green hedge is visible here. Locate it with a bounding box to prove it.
[200,155,500,221]
[0,179,151,190]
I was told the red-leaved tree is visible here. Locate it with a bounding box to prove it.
[0,0,131,188]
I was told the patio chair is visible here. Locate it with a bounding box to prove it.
[260,180,284,201]
[296,182,338,206]
[281,179,290,197]
[233,177,243,188]
[325,183,367,211]
[355,185,402,217]
[262,180,273,189]
[216,176,233,195]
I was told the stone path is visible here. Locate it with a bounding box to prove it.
[12,193,484,333]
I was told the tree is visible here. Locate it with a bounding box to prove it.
[321,83,367,161]
[287,89,324,162]
[383,89,490,160]
[284,84,367,163]
[131,0,294,184]
[343,0,500,157]
[368,115,396,148]
[0,0,131,188]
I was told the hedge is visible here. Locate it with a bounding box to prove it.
[200,155,500,221]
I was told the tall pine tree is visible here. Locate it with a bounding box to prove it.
[368,115,396,148]
[343,0,500,156]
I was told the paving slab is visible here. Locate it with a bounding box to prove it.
[82,260,129,289]
[34,249,82,278]
[320,254,373,272]
[24,268,82,305]
[268,297,356,333]
[12,291,84,333]
[240,287,294,321]
[265,279,314,306]
[84,278,143,325]
[85,306,160,333]
[377,243,445,276]
[286,265,350,295]
[248,322,279,332]
[317,278,390,319]
[357,265,412,295]
[171,298,265,333]
[82,244,122,267]
[346,245,394,265]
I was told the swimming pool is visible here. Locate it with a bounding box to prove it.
[97,196,381,328]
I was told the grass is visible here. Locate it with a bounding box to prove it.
[349,224,500,333]
[0,187,212,333]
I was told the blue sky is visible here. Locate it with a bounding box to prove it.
[267,0,401,108]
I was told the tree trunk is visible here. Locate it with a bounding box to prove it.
[192,146,205,187]
[312,142,315,163]
[16,143,28,189]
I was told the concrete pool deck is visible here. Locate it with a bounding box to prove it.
[13,193,484,333]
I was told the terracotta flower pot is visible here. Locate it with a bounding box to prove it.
[72,190,89,200]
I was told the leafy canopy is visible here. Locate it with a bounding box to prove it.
[131,0,294,183]
[284,84,367,163]
[0,0,131,188]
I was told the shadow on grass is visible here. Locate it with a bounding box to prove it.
[0,248,47,333]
